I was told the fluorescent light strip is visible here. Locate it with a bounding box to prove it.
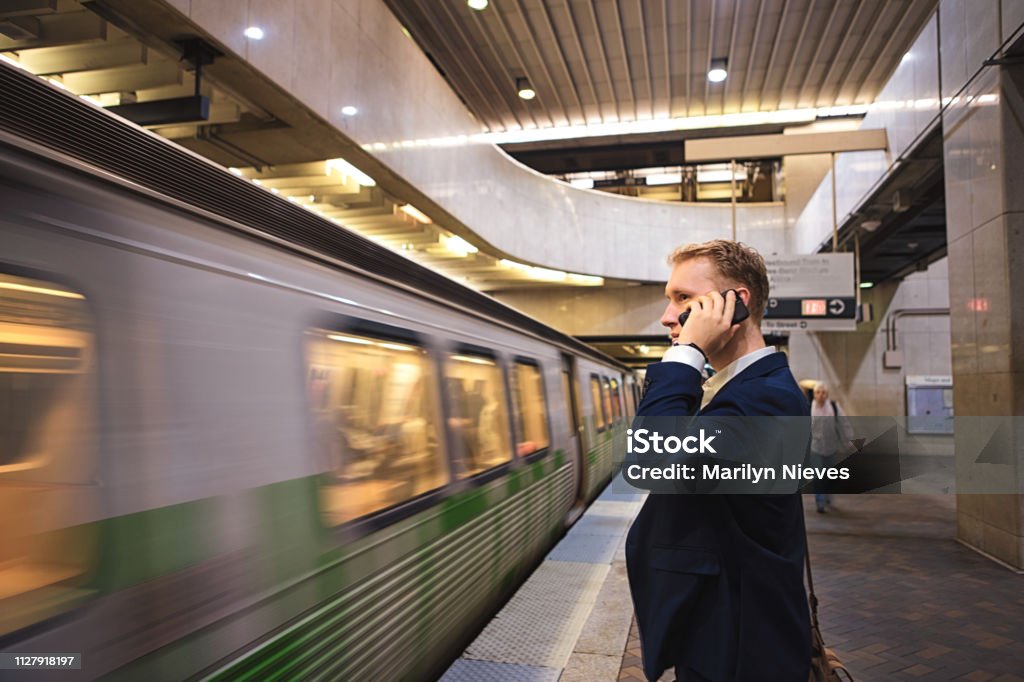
[325,158,376,187]
[400,204,432,223]
[441,234,478,256]
[498,259,603,285]
[327,334,373,344]
[451,355,495,366]
[480,106,868,145]
[645,172,682,186]
[378,342,415,352]
[0,282,85,300]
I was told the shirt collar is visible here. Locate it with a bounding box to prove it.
[700,346,777,410]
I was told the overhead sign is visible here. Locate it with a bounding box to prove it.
[761,318,857,332]
[763,296,857,319]
[765,253,855,297]
[760,254,856,331]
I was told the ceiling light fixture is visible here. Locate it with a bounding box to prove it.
[244,26,265,40]
[646,172,682,186]
[341,105,358,116]
[325,158,376,187]
[400,204,432,224]
[708,58,728,83]
[441,234,478,256]
[516,77,536,100]
[468,0,489,9]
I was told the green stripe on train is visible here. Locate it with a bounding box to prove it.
[27,445,613,680]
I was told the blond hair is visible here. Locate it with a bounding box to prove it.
[668,240,769,321]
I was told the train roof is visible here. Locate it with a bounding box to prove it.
[0,62,629,372]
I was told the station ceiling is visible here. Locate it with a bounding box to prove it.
[0,0,948,298]
[385,0,939,133]
[0,0,629,292]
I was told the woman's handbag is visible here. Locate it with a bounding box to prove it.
[805,517,855,681]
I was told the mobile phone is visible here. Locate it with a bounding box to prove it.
[677,289,750,327]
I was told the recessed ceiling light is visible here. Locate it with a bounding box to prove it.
[708,58,728,83]
[516,77,536,100]
[244,26,265,40]
[468,0,489,9]
[341,105,358,116]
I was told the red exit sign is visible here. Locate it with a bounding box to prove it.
[801,299,828,316]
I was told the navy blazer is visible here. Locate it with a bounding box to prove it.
[625,351,811,681]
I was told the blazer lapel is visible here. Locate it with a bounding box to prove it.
[701,352,788,412]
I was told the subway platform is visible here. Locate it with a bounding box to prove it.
[620,495,1024,682]
[440,480,644,682]
[444,487,1024,682]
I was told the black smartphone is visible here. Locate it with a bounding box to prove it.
[677,289,750,327]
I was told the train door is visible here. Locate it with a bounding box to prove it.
[560,353,586,511]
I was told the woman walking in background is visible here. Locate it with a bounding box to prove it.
[810,382,852,513]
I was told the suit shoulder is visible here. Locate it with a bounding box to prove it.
[762,367,809,416]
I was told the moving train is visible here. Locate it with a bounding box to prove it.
[0,63,634,680]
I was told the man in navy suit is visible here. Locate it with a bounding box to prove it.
[625,240,811,681]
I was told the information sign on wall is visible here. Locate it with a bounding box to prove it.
[760,254,856,332]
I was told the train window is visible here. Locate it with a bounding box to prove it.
[444,352,512,477]
[601,376,615,425]
[590,375,606,432]
[610,378,623,421]
[0,271,96,636]
[509,361,550,456]
[305,328,448,525]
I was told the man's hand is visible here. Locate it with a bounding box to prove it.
[677,290,742,357]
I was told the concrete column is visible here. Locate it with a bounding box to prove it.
[942,58,1024,568]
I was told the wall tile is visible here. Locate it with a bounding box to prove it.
[982,494,1021,535]
[965,0,1001,75]
[327,0,362,135]
[943,104,974,243]
[929,331,953,375]
[999,64,1024,214]
[972,217,1011,373]
[939,0,968,101]
[981,521,1020,566]
[1003,0,1024,43]
[190,0,249,57]
[289,0,331,118]
[247,0,294,91]
[1007,214,1024,374]
[165,0,191,16]
[927,278,950,308]
[975,371,1015,416]
[958,491,983,518]
[914,16,942,139]
[957,508,984,546]
[967,76,1005,230]
[947,233,978,374]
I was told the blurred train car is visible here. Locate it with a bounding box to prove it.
[0,63,636,680]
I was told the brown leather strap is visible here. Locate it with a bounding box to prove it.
[803,506,821,630]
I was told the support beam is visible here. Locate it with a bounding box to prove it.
[685,129,888,162]
[16,38,146,75]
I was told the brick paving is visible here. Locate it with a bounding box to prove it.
[617,495,1024,681]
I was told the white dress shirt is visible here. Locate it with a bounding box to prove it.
[662,344,778,410]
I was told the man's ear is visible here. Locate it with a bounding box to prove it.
[733,287,751,307]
